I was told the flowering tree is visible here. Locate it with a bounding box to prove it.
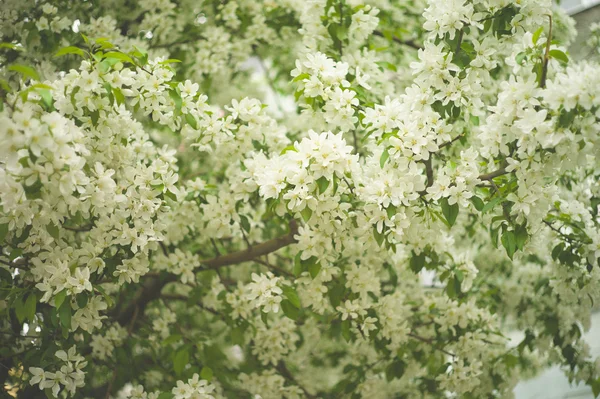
[1,0,600,398]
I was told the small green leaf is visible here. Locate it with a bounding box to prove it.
[9,64,39,81]
[293,253,303,277]
[24,293,37,322]
[185,113,197,129]
[515,223,528,250]
[14,296,26,324]
[308,262,321,279]
[316,176,330,194]
[112,87,125,106]
[482,196,503,213]
[158,59,182,64]
[54,46,85,58]
[280,145,297,155]
[549,49,568,64]
[281,299,299,320]
[200,366,213,381]
[410,252,425,274]
[54,290,67,309]
[46,223,59,240]
[328,283,344,308]
[300,207,312,222]
[58,300,71,330]
[470,196,484,211]
[0,223,8,243]
[173,349,189,375]
[239,215,251,233]
[385,359,406,381]
[380,148,390,168]
[501,230,517,260]
[373,227,385,247]
[281,285,301,309]
[341,320,352,342]
[441,198,459,226]
[532,27,544,45]
[157,393,175,399]
[104,51,135,64]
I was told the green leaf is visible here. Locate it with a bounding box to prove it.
[482,196,503,213]
[8,64,39,81]
[441,198,459,226]
[328,283,344,308]
[162,334,182,347]
[46,223,59,240]
[260,310,269,325]
[300,207,312,222]
[308,262,321,279]
[532,27,544,45]
[281,299,299,320]
[239,215,251,233]
[385,359,406,381]
[53,290,67,309]
[113,87,125,105]
[515,223,528,251]
[159,59,182,64]
[58,300,71,330]
[0,223,8,243]
[231,326,245,345]
[316,176,330,194]
[549,49,568,63]
[373,227,385,247]
[280,145,297,155]
[410,252,425,274]
[157,393,175,399]
[341,320,352,342]
[185,113,198,129]
[173,349,189,375]
[0,42,23,51]
[380,148,390,168]
[470,196,484,211]
[104,51,135,64]
[14,296,26,324]
[36,88,53,108]
[281,285,301,308]
[54,46,85,58]
[293,253,304,277]
[200,366,213,381]
[446,276,461,298]
[376,61,397,72]
[292,73,310,83]
[501,230,516,260]
[24,293,37,322]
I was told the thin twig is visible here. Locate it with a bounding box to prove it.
[540,15,553,89]
[372,31,421,50]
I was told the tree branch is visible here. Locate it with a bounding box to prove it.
[540,15,553,89]
[276,361,315,399]
[115,220,299,326]
[372,31,421,50]
[478,167,508,181]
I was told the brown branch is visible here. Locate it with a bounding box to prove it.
[372,31,421,50]
[199,220,298,270]
[408,333,456,358]
[276,361,315,399]
[115,220,299,327]
[478,167,508,181]
[253,258,294,278]
[438,134,464,149]
[62,224,94,232]
[540,15,553,89]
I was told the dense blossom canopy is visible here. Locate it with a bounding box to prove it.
[1,0,600,398]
